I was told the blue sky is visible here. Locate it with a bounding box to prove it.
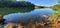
[26,0,58,6]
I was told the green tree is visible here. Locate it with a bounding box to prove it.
[0,1,35,8]
[58,0,60,4]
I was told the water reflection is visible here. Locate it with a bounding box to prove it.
[4,8,54,23]
[0,24,4,28]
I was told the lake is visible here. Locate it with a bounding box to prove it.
[3,8,54,23]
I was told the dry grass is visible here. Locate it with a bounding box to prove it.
[4,15,60,28]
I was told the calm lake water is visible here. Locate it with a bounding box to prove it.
[3,8,54,23]
[0,8,54,28]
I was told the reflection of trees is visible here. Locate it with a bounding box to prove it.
[0,8,34,15]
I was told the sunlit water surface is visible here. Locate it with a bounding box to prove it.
[3,8,54,23]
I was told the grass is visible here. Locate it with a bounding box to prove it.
[52,4,60,11]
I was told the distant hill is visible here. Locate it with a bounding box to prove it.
[0,1,35,8]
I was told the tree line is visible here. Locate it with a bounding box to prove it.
[0,1,35,8]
